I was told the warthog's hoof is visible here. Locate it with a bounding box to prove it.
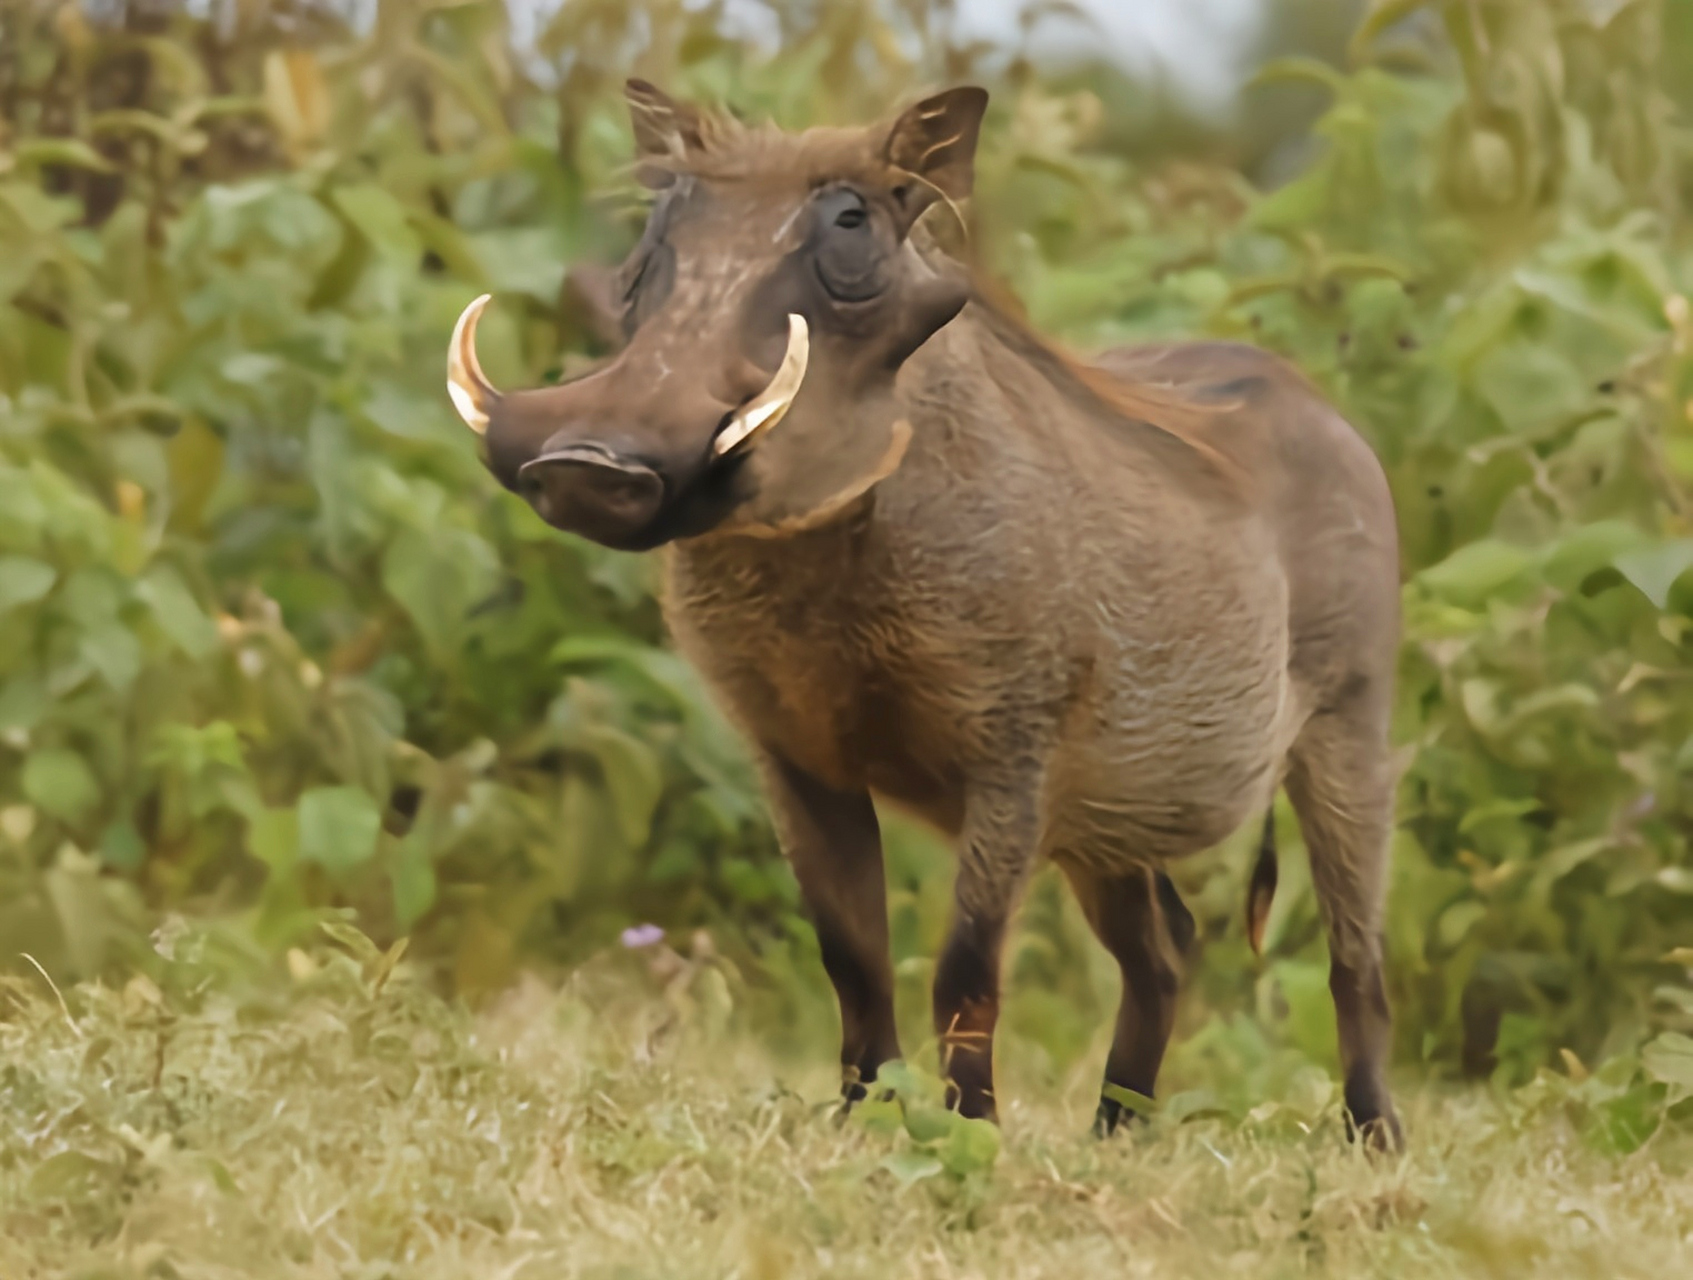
[1091,1091,1153,1139]
[1346,1109,1405,1155]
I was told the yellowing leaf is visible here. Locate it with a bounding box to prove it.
[263,49,331,159]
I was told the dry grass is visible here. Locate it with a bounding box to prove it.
[3,933,1691,1280]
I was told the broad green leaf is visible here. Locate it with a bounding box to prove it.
[1416,539,1535,606]
[1436,899,1487,949]
[875,1060,947,1109]
[1641,1032,1693,1103]
[149,721,260,820]
[1101,1082,1156,1116]
[393,836,438,929]
[937,1115,1001,1175]
[1459,678,1503,734]
[0,181,80,234]
[0,555,56,612]
[381,527,499,664]
[1162,1089,1231,1124]
[248,806,299,872]
[332,183,422,266]
[135,564,220,659]
[1531,838,1609,894]
[1246,172,1327,232]
[470,227,570,305]
[851,1096,904,1138]
[880,1150,944,1187]
[296,787,381,877]
[900,1105,955,1145]
[80,622,143,693]
[1614,539,1693,609]
[1583,1084,1662,1156]
[1459,797,1542,833]
[99,819,146,871]
[0,676,48,734]
[362,380,454,443]
[1539,519,1649,588]
[22,749,100,824]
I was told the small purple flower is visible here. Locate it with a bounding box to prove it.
[621,923,665,949]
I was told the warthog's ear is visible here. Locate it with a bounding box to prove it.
[883,86,989,215]
[625,79,717,189]
[625,79,706,158]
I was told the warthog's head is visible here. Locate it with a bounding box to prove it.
[447,80,987,549]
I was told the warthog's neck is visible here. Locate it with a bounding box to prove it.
[656,292,1294,827]
[665,293,1237,594]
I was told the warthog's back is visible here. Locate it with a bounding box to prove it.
[1095,338,1402,711]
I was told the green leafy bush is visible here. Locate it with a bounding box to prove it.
[2,0,1692,1085]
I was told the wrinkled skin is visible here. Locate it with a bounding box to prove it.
[456,81,1403,1148]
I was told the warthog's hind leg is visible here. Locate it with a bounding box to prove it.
[1286,708,1403,1152]
[1060,862,1187,1136]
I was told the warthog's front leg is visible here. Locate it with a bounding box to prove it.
[933,776,1041,1123]
[761,756,901,1105]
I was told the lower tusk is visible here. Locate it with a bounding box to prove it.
[447,293,499,435]
[714,313,809,458]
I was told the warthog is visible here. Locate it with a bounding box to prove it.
[446,81,1402,1145]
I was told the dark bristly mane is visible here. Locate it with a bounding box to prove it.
[632,107,890,189]
[963,274,1237,475]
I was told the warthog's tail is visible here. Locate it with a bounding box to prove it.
[1246,808,1279,955]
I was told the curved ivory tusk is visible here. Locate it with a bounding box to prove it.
[446,293,499,435]
[713,313,809,458]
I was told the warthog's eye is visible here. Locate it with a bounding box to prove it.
[814,187,887,304]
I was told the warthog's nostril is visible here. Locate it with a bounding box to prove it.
[515,446,665,547]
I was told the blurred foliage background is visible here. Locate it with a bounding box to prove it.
[2,0,1692,1100]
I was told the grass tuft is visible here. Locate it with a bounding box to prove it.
[3,932,1691,1279]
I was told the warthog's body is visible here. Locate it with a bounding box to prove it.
[448,82,1402,1143]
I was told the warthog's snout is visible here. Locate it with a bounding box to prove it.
[448,292,813,549]
[516,443,667,547]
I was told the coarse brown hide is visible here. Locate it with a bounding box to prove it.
[447,81,1404,1148]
